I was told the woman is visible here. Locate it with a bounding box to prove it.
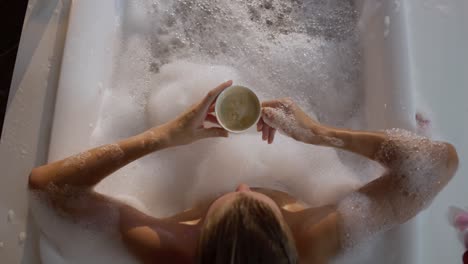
[28,81,459,264]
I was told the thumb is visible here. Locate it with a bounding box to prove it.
[198,127,229,139]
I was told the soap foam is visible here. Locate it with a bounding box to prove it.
[337,192,393,250]
[376,129,448,199]
[262,106,315,143]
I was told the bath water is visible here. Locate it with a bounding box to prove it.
[32,1,388,263]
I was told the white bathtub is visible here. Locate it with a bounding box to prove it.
[1,0,467,263]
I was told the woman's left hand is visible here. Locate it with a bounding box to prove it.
[158,80,232,147]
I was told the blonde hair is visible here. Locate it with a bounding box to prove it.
[197,194,298,264]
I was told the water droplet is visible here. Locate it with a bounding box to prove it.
[384,16,390,26]
[7,210,15,223]
[18,232,26,244]
[394,0,401,12]
[0,241,4,248]
[21,149,28,157]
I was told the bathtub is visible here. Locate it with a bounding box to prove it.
[1,0,467,263]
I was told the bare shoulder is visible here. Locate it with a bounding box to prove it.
[119,204,197,264]
[290,205,341,263]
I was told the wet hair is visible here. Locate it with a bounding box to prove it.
[197,194,298,264]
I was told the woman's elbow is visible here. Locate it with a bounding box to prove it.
[28,168,46,190]
[445,143,459,177]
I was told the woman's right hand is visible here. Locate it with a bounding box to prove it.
[257,98,326,144]
[156,81,232,148]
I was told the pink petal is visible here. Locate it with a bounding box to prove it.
[465,231,468,249]
[455,214,468,231]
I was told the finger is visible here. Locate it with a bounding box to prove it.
[261,107,278,128]
[257,118,264,132]
[205,114,220,125]
[199,80,233,113]
[268,128,277,144]
[261,97,293,108]
[208,103,216,113]
[262,100,282,108]
[199,127,229,139]
[262,123,269,141]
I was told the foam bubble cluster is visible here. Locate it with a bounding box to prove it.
[376,129,448,200]
[262,106,316,142]
[337,192,393,249]
[124,0,363,126]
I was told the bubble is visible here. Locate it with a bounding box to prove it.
[376,129,449,197]
[394,0,401,12]
[384,16,390,37]
[338,192,393,250]
[384,16,390,26]
[20,149,28,157]
[7,209,15,223]
[18,232,26,244]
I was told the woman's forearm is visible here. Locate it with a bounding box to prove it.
[317,127,387,161]
[28,81,234,190]
[315,125,458,181]
[29,126,170,189]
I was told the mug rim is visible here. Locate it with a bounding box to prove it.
[214,85,261,133]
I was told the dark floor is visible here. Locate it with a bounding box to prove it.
[0,0,29,138]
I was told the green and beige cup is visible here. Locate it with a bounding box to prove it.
[215,85,261,133]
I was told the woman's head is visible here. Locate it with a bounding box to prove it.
[197,184,298,264]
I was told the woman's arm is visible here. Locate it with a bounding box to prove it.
[258,98,459,261]
[28,80,232,190]
[28,128,168,189]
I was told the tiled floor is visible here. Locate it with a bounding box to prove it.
[0,1,28,137]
